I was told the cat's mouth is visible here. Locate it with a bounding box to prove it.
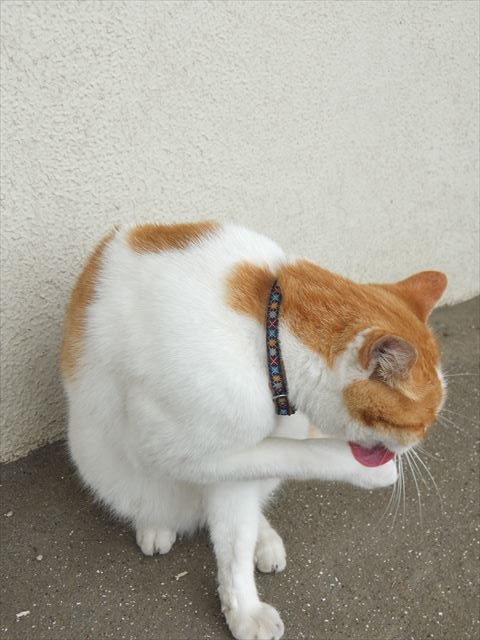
[349,442,395,467]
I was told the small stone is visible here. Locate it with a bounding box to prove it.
[5,511,13,517]
[36,555,43,561]
[174,571,188,580]
[16,610,30,619]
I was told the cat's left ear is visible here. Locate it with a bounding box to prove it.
[390,271,447,322]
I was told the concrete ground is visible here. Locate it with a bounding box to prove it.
[1,298,479,640]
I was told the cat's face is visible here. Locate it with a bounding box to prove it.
[279,264,447,453]
[343,272,447,452]
[341,328,445,452]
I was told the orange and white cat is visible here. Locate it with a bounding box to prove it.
[61,221,447,640]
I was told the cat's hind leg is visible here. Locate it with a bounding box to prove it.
[135,526,176,556]
[255,479,286,574]
[133,478,203,556]
[255,514,286,574]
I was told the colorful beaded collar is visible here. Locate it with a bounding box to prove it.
[266,281,296,416]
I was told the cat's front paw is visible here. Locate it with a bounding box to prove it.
[352,458,398,490]
[225,603,284,640]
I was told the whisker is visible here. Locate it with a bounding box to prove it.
[415,442,443,462]
[378,483,396,526]
[436,416,449,428]
[411,449,444,515]
[415,442,441,460]
[378,462,399,527]
[443,372,480,378]
[392,469,401,530]
[437,414,464,433]
[387,458,402,531]
[405,452,423,527]
[407,450,429,491]
[379,484,396,525]
[442,408,479,425]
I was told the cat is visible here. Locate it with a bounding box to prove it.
[61,221,447,640]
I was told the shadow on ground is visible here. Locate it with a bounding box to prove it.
[1,298,479,640]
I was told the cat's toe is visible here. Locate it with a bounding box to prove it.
[225,603,284,640]
[355,458,398,490]
[255,529,286,573]
[136,527,176,556]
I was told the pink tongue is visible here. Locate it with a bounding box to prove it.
[349,442,395,467]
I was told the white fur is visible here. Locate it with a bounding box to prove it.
[64,223,397,640]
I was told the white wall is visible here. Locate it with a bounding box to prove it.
[1,0,478,462]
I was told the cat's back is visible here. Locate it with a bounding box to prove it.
[61,221,285,385]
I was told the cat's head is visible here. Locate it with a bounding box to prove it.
[279,263,447,454]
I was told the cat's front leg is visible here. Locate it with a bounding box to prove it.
[206,481,284,640]
[170,437,398,489]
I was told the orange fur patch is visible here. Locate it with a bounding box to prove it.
[226,262,275,324]
[343,378,441,445]
[127,221,219,254]
[60,231,115,380]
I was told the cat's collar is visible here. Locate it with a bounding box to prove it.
[266,281,296,416]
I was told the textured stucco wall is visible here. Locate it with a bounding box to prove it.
[1,1,479,463]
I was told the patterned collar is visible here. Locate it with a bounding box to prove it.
[266,281,296,416]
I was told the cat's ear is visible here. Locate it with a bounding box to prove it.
[361,334,417,386]
[392,271,447,322]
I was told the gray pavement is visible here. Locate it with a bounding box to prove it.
[1,298,479,640]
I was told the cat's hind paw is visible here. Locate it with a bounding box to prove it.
[136,526,176,556]
[255,527,286,573]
